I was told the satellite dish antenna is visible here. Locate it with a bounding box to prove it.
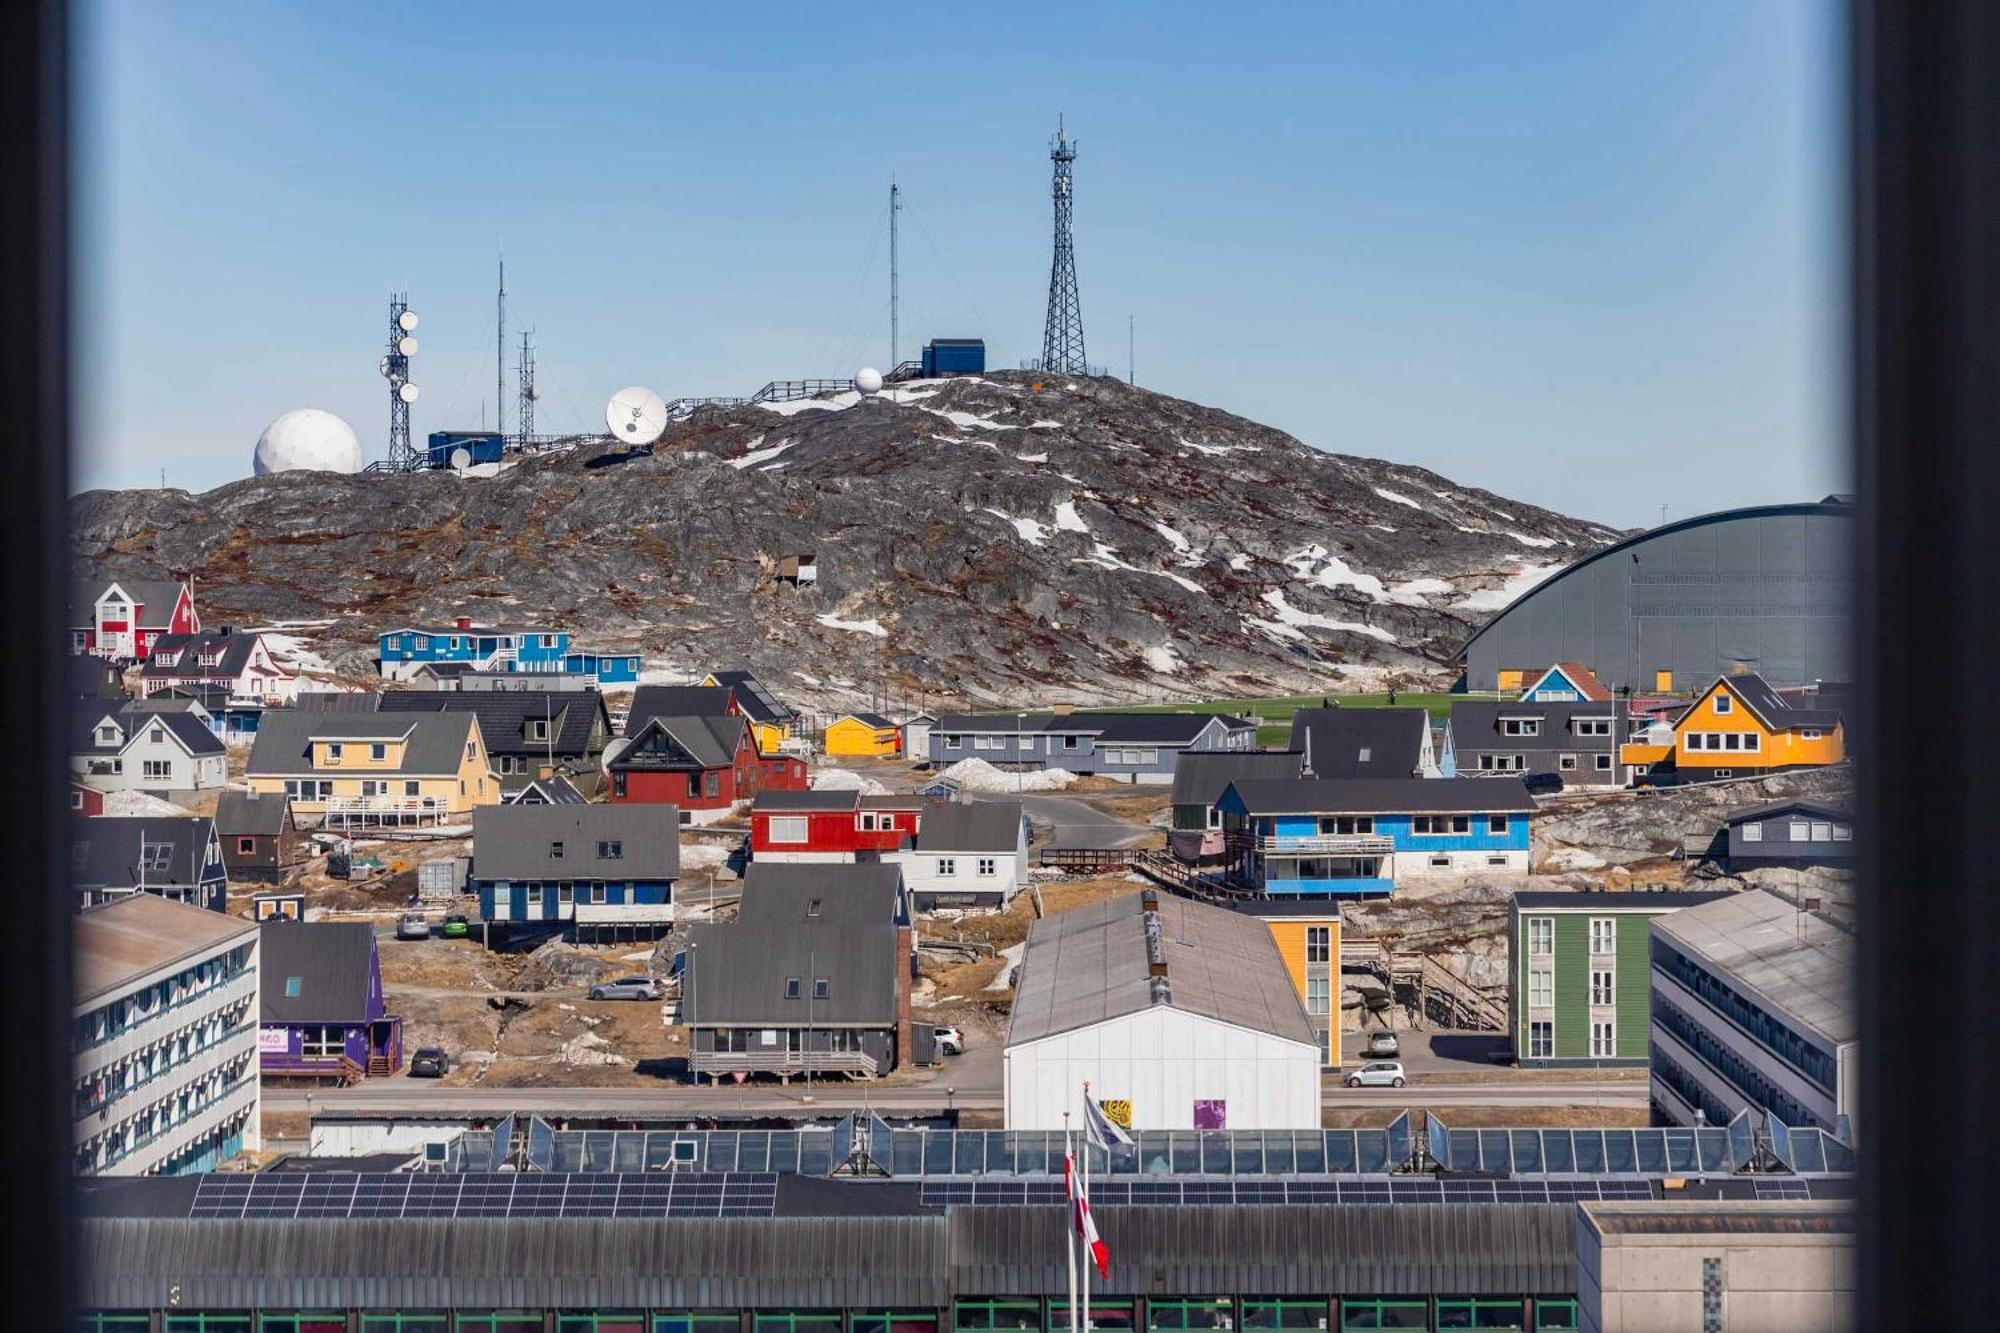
[398,310,420,332]
[527,385,541,401]
[449,447,472,470]
[606,386,669,444]
[854,367,883,396]
[378,356,392,378]
[397,335,419,357]
[397,382,420,403]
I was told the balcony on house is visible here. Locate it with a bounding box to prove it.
[1257,848,1395,897]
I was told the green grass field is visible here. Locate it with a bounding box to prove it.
[1084,691,1505,746]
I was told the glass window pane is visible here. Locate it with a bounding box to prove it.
[705,1132,737,1173]
[924,1130,954,1175]
[1323,1131,1356,1174]
[1233,1135,1263,1174]
[737,1130,769,1173]
[1572,1132,1605,1173]
[1262,1131,1295,1175]
[954,1131,986,1175]
[1201,1133,1232,1174]
[1662,1130,1697,1173]
[772,1131,803,1175]
[1510,1131,1542,1174]
[1292,1131,1324,1175]
[1542,1132,1574,1173]
[985,1130,1015,1175]
[1603,1131,1637,1174]
[1355,1130,1390,1173]
[1170,1132,1200,1174]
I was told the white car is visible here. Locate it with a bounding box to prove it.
[933,1025,965,1056]
[1345,1061,1407,1089]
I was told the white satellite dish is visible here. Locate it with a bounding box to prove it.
[854,367,883,396]
[527,385,541,401]
[449,447,472,470]
[606,386,669,444]
[398,382,420,403]
[398,310,420,332]
[397,335,420,357]
[378,355,391,378]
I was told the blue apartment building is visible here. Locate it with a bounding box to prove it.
[377,616,639,685]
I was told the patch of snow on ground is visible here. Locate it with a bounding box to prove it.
[1505,531,1559,548]
[101,790,191,816]
[1284,543,1389,600]
[1259,589,1397,641]
[1028,420,1063,429]
[986,942,1025,991]
[637,663,694,685]
[1386,577,1456,605]
[922,406,1019,432]
[1176,435,1261,456]
[1228,553,1254,571]
[812,767,893,795]
[985,509,1049,547]
[759,391,860,416]
[1452,562,1565,613]
[791,670,822,687]
[1373,487,1424,510]
[730,439,793,469]
[1145,644,1182,674]
[1016,452,1049,463]
[679,842,733,870]
[1054,501,1089,533]
[935,757,1077,792]
[1153,521,1192,554]
[1073,544,1206,595]
[816,613,889,638]
[253,631,334,675]
[1367,524,1398,533]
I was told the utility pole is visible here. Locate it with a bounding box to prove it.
[1041,116,1087,374]
[1128,314,1134,385]
[889,177,902,370]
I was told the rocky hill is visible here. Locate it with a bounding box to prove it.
[71,371,1622,706]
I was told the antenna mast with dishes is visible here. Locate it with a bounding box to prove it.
[517,331,537,447]
[889,177,901,370]
[495,256,507,441]
[1041,115,1087,375]
[382,294,421,471]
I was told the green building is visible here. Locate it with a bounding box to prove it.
[1509,890,1730,1066]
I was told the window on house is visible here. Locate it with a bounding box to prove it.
[1488,815,1509,834]
[937,857,956,877]
[1306,926,1330,963]
[1745,732,1762,752]
[767,816,807,843]
[301,1025,345,1060]
[526,885,543,907]
[284,977,301,998]
[1811,822,1833,842]
[1305,976,1330,1015]
[1528,917,1553,956]
[1558,754,1578,770]
[98,726,119,744]
[1573,718,1612,737]
[360,780,386,797]
[558,884,573,904]
[1596,753,1613,770]
[1356,747,1372,763]
[1529,968,1553,1007]
[141,843,172,871]
[1714,695,1733,714]
[1715,768,1734,778]
[1833,823,1852,841]
[1529,1021,1553,1059]
[1590,917,1616,954]
[549,841,565,860]
[1591,969,1615,1006]
[142,760,170,780]
[1591,1019,1616,1058]
[1479,753,1525,772]
[1790,819,1811,840]
[1742,821,1764,842]
[705,772,720,798]
[943,735,962,749]
[1429,854,1452,869]
[1801,728,1823,740]
[370,743,386,761]
[813,979,829,1000]
[977,857,997,876]
[69,790,83,810]
[807,898,823,917]
[326,743,342,761]
[405,780,420,796]
[1502,718,1542,737]
[598,840,623,859]
[529,720,550,741]
[237,837,256,854]
[785,978,801,999]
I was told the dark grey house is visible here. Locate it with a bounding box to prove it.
[377,689,612,796]
[214,790,301,884]
[685,863,914,1082]
[1169,751,1305,843]
[72,815,227,913]
[1443,699,1628,788]
[1290,706,1439,780]
[928,711,1258,783]
[1720,798,1854,868]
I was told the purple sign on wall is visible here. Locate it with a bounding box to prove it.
[1193,1099,1227,1129]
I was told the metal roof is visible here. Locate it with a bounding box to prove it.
[1511,890,1732,912]
[1448,699,1620,753]
[1581,1198,1855,1237]
[213,789,292,837]
[1008,891,1315,1048]
[248,709,481,777]
[752,789,862,812]
[1698,673,1844,731]
[139,630,261,680]
[1291,707,1429,778]
[626,685,734,728]
[1225,776,1539,816]
[506,775,587,805]
[1090,712,1258,745]
[1652,888,1856,1044]
[913,799,1022,853]
[71,575,187,622]
[1723,795,1854,824]
[472,803,682,880]
[379,689,608,760]
[259,921,379,1025]
[74,894,256,1003]
[686,865,904,1027]
[71,816,217,892]
[613,713,746,770]
[1170,750,1303,807]
[704,669,797,725]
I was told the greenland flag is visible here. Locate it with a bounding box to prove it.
[1065,1150,1110,1278]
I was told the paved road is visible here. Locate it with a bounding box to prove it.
[992,792,1153,850]
[264,1078,1642,1117]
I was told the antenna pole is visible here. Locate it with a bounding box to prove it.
[496,256,507,441]
[386,292,417,471]
[518,331,536,449]
[1128,314,1134,386]
[889,178,902,370]
[1042,116,1087,375]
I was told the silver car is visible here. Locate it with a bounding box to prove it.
[589,975,663,1001]
[394,912,430,941]
[1365,1030,1401,1059]
[1345,1061,1407,1089]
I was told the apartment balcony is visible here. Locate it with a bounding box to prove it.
[1260,833,1396,855]
[691,1048,884,1080]
[1264,876,1396,898]
[319,795,453,829]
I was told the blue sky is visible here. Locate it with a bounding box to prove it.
[75,1,1842,527]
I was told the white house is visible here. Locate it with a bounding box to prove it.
[1004,889,1321,1131]
[72,704,229,793]
[141,630,301,705]
[887,799,1028,911]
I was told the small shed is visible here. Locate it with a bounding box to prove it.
[215,789,300,885]
[900,712,936,758]
[774,553,818,587]
[825,712,901,758]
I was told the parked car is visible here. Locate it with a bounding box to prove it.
[1345,1061,1407,1089]
[1521,771,1565,796]
[395,911,431,941]
[408,1046,449,1078]
[933,1025,965,1056]
[590,975,663,1001]
[1365,1030,1400,1058]
[442,913,470,939]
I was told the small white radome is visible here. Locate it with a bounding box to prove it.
[253,408,363,476]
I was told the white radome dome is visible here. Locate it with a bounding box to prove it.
[254,408,364,476]
[854,367,883,395]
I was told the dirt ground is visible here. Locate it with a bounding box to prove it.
[1320,1105,1650,1129]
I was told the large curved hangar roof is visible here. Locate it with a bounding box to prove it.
[1458,500,1853,692]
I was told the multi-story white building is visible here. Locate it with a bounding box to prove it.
[73,894,261,1176]
[1648,888,1858,1137]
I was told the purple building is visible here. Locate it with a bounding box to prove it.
[257,921,402,1080]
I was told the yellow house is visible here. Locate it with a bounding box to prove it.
[701,669,794,753]
[1230,902,1341,1069]
[1620,672,1845,778]
[245,708,499,826]
[824,712,901,758]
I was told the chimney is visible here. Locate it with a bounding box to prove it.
[456,616,473,631]
[894,924,914,1071]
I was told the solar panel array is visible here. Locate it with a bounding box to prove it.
[918,1177,1664,1208]
[189,1171,778,1219]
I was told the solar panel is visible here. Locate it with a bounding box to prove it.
[185,1172,777,1219]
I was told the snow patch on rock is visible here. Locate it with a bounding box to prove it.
[816,612,888,638]
[1054,501,1089,533]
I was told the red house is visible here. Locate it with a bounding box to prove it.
[607,713,806,824]
[69,782,105,817]
[72,577,200,662]
[750,790,927,863]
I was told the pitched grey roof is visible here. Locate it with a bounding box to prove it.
[705,669,796,725]
[626,686,734,730]
[844,712,895,729]
[686,864,902,1027]
[72,576,188,624]
[71,817,218,891]
[1171,751,1303,808]
[752,789,861,812]
[214,790,292,838]
[1008,891,1315,1048]
[247,709,480,778]
[611,714,744,770]
[932,711,1098,735]
[1225,776,1538,815]
[913,800,1022,853]
[1724,796,1854,825]
[1291,707,1429,777]
[139,631,259,680]
[259,922,378,1024]
[1448,700,1620,752]
[472,804,681,880]
[1706,673,1844,730]
[1092,712,1257,745]
[506,775,586,805]
[1512,890,1733,911]
[378,689,608,760]
[69,654,126,700]
[149,710,226,757]
[75,705,225,758]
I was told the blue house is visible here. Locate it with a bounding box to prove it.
[377,615,640,685]
[470,804,681,941]
[1217,777,1538,897]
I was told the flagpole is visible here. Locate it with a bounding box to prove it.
[1081,1082,1093,1332]
[1064,1112,1080,1333]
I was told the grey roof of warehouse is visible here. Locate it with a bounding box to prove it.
[75,894,256,1004]
[472,804,682,880]
[71,817,218,890]
[1223,776,1538,815]
[259,921,379,1024]
[685,864,904,1027]
[1291,707,1431,777]
[913,800,1022,852]
[377,688,609,759]
[1008,890,1315,1048]
[247,708,481,777]
[214,790,293,838]
[1651,887,1856,1045]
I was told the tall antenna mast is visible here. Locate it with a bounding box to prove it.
[517,330,537,447]
[495,256,507,440]
[383,293,420,471]
[1041,115,1087,375]
[889,177,902,370]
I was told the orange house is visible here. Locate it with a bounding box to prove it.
[1620,673,1845,778]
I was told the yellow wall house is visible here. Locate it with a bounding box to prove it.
[246,709,498,826]
[701,669,794,753]
[1230,902,1342,1068]
[824,712,901,759]
[1622,672,1845,779]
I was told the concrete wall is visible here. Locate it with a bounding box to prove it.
[1579,1202,1855,1333]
